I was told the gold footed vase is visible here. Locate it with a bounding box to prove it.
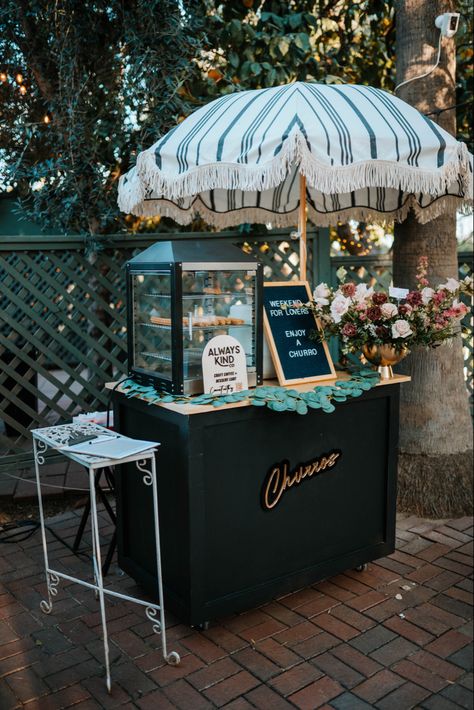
[361,344,409,380]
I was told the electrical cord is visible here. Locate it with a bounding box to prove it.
[106,376,132,428]
[424,99,473,117]
[0,470,90,492]
[395,33,442,93]
[0,518,92,560]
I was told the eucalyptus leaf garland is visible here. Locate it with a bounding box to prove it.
[120,369,380,415]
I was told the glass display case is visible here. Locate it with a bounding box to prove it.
[126,240,263,395]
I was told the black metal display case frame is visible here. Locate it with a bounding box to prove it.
[126,239,263,395]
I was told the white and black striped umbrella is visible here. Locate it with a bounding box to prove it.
[118,82,472,229]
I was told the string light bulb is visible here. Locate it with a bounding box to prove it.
[19,85,27,95]
[43,114,51,124]
[16,73,24,84]
[0,72,7,82]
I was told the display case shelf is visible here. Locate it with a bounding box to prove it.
[139,322,251,331]
[140,350,202,362]
[142,293,254,300]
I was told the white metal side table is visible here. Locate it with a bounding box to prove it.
[32,422,180,692]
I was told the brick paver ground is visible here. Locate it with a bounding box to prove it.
[0,506,472,709]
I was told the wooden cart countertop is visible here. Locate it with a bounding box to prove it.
[106,372,410,416]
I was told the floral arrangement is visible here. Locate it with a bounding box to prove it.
[307,257,473,355]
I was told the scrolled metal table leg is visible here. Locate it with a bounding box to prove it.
[40,572,60,615]
[138,455,181,667]
[34,438,59,615]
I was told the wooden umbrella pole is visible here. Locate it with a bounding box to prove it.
[298,173,307,281]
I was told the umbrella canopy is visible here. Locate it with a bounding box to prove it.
[118,82,472,229]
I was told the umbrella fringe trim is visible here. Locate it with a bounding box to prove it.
[121,193,469,229]
[119,132,473,213]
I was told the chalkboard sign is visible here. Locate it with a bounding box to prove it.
[263,281,336,385]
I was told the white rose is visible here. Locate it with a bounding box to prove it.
[354,283,374,303]
[439,277,459,293]
[392,319,413,339]
[381,303,398,319]
[330,294,351,324]
[313,283,330,299]
[421,287,435,304]
[313,282,330,305]
[336,266,347,282]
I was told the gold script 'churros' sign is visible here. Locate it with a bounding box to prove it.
[261,450,341,510]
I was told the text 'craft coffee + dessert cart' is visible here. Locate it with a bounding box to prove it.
[111,238,409,628]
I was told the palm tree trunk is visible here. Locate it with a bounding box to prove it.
[394,0,473,517]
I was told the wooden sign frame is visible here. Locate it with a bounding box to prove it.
[263,281,336,386]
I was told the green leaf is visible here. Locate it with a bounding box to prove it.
[270,400,287,412]
[294,32,311,51]
[228,51,240,68]
[277,38,290,57]
[289,13,303,30]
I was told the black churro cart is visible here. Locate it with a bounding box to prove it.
[112,373,406,627]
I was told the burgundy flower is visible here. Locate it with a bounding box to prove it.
[433,290,447,306]
[367,306,382,321]
[406,290,423,306]
[341,322,357,337]
[372,292,388,305]
[398,304,411,316]
[375,325,389,338]
[341,282,356,298]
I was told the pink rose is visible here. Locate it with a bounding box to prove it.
[330,294,351,324]
[381,303,398,319]
[391,319,413,339]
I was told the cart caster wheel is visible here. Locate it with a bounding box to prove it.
[166,651,181,666]
[193,621,210,631]
[355,563,368,572]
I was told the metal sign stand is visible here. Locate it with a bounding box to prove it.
[31,422,180,692]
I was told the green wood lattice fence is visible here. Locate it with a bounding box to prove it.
[0,232,472,470]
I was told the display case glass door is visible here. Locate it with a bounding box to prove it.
[181,269,256,388]
[131,272,173,382]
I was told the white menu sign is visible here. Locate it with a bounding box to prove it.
[202,335,248,396]
[389,286,409,299]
